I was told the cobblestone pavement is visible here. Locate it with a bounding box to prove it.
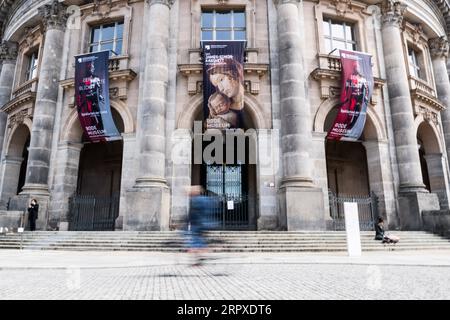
[0,250,450,299]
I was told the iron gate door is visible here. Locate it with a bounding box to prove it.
[205,164,250,230]
[68,193,120,231]
[328,190,378,231]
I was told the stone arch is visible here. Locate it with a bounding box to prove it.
[414,115,443,154]
[313,97,386,140]
[63,100,134,142]
[176,94,270,130]
[6,122,31,157]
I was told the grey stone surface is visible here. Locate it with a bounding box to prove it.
[398,192,440,230]
[1,250,450,299]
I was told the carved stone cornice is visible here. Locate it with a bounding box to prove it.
[273,0,302,7]
[380,0,407,28]
[146,0,176,8]
[331,0,352,16]
[429,37,449,59]
[0,41,18,63]
[38,0,70,32]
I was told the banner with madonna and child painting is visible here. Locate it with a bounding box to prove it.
[75,51,121,143]
[327,50,374,141]
[202,41,246,130]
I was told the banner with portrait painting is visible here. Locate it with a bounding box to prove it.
[75,51,121,142]
[327,50,374,141]
[202,41,246,129]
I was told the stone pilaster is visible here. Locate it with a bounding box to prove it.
[429,37,450,177]
[124,0,174,230]
[274,0,325,230]
[380,0,439,229]
[424,153,450,209]
[0,41,18,157]
[17,0,69,229]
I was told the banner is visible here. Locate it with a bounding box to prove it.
[75,51,121,142]
[202,41,246,130]
[327,50,374,141]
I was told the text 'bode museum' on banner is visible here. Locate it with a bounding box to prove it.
[75,51,121,142]
[327,50,374,141]
[202,41,246,130]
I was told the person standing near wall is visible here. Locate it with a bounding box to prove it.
[27,199,39,231]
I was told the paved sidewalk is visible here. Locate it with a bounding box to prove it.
[1,250,450,299]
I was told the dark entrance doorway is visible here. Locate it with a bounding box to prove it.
[191,111,257,230]
[69,109,124,231]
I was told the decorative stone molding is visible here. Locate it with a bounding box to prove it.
[216,0,229,4]
[0,41,18,63]
[38,0,70,32]
[417,106,439,127]
[6,108,34,129]
[380,0,407,28]
[273,0,301,7]
[429,37,449,59]
[330,0,353,16]
[410,23,424,44]
[146,0,175,8]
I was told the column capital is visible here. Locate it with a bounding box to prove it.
[0,41,18,63]
[38,0,69,32]
[380,0,407,28]
[429,37,449,59]
[273,0,302,7]
[146,0,175,8]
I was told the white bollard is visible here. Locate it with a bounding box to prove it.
[344,202,362,257]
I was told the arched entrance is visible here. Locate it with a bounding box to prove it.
[0,124,31,208]
[69,109,125,231]
[323,106,377,230]
[190,105,258,230]
[416,120,448,208]
[324,107,370,196]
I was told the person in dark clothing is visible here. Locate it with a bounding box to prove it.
[374,217,399,243]
[28,199,39,231]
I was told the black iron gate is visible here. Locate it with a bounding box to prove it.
[202,194,251,230]
[328,190,378,231]
[203,164,252,229]
[68,193,120,231]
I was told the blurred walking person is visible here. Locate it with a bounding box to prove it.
[187,185,211,266]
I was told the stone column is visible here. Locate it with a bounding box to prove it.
[124,0,174,230]
[274,0,325,230]
[48,142,82,231]
[430,37,450,164]
[0,156,23,208]
[0,41,18,155]
[21,0,69,197]
[424,153,450,209]
[380,0,439,229]
[169,128,191,230]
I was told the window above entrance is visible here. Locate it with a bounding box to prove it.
[89,21,124,56]
[322,19,357,54]
[201,10,246,41]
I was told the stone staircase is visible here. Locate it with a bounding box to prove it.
[1,231,450,252]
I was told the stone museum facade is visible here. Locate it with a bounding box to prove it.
[1,0,450,232]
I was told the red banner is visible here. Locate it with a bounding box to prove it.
[327,50,373,141]
[75,51,121,142]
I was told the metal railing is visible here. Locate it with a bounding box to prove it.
[68,193,120,231]
[328,190,378,231]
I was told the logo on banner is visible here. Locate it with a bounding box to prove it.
[74,51,121,142]
[202,41,246,130]
[327,50,374,141]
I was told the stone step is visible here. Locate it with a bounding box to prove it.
[1,244,450,252]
